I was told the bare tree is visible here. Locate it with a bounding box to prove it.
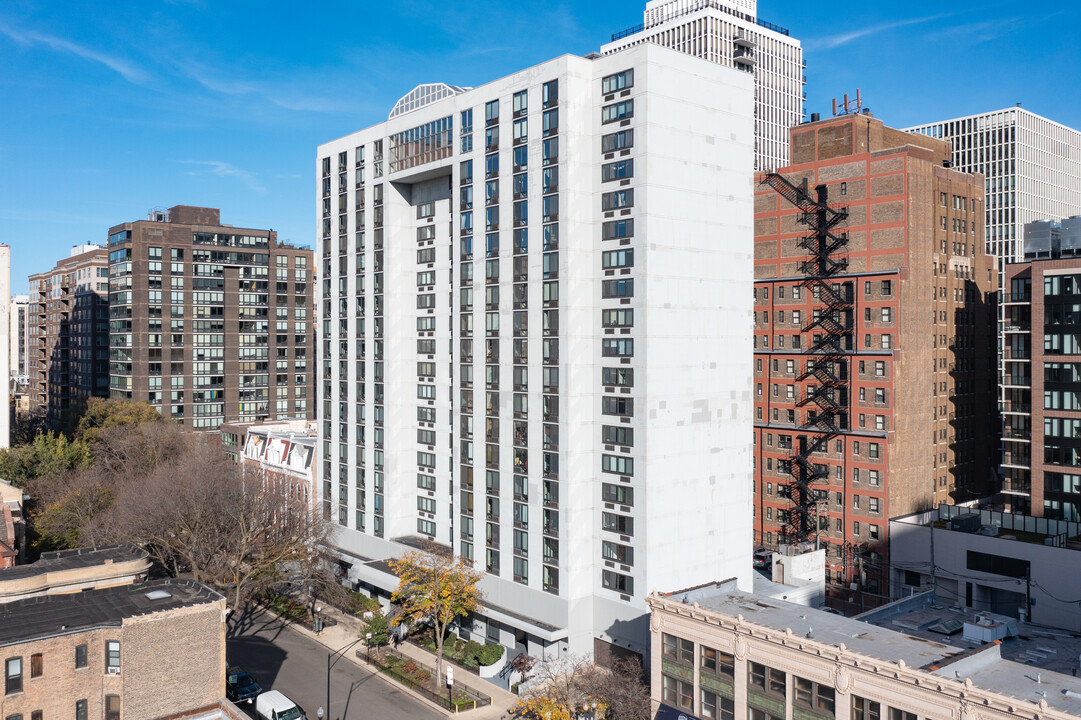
[512,654,650,720]
[31,422,335,610]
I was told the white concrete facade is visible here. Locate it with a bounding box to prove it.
[602,0,803,172]
[316,44,754,659]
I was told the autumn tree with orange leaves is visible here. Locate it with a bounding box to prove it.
[390,545,484,685]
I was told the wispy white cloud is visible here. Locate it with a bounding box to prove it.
[180,160,265,194]
[178,61,347,114]
[0,20,149,85]
[807,14,950,51]
[926,16,1025,44]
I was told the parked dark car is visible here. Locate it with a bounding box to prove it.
[227,666,262,704]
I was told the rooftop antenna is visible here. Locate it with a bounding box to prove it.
[831,89,863,117]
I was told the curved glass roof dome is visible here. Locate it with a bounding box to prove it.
[389,83,471,120]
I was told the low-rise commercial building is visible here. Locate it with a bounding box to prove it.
[648,580,1081,720]
[890,504,1081,632]
[0,579,226,720]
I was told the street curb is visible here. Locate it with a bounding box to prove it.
[255,607,458,718]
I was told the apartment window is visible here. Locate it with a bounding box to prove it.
[700,646,734,677]
[889,709,917,720]
[75,645,87,669]
[701,690,734,720]
[542,79,558,108]
[76,701,88,720]
[749,662,785,698]
[662,633,694,663]
[602,69,634,94]
[5,658,20,694]
[662,674,693,712]
[601,483,633,505]
[106,695,120,720]
[601,569,633,594]
[795,676,836,715]
[881,280,892,296]
[852,696,880,720]
[602,512,633,535]
[601,160,634,182]
[105,641,120,672]
[601,100,634,124]
[601,129,634,152]
[29,654,41,679]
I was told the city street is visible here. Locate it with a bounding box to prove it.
[226,608,443,720]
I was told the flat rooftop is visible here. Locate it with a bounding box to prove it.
[0,543,148,582]
[0,579,222,647]
[680,586,1081,716]
[861,592,1081,674]
[695,589,962,669]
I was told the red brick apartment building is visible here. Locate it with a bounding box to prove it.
[752,114,998,607]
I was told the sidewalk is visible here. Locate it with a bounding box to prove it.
[283,602,518,720]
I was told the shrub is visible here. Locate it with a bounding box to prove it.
[345,591,381,616]
[476,642,505,667]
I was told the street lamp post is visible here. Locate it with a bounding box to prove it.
[365,632,372,663]
[326,636,366,720]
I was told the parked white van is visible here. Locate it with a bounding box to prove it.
[255,691,305,720]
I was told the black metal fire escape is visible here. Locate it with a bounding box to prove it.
[762,173,850,544]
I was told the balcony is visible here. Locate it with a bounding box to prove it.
[1001,401,1031,414]
[1003,322,1030,333]
[1001,479,1032,495]
[734,31,756,48]
[1002,426,1031,441]
[1002,374,1031,387]
[1001,451,1031,468]
[1002,292,1031,304]
[733,49,756,67]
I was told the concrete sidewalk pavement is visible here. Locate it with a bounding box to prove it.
[286,602,518,720]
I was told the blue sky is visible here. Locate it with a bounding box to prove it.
[2,0,1078,293]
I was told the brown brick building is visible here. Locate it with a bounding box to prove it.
[27,246,110,429]
[107,206,314,430]
[0,579,226,720]
[1002,219,1081,518]
[753,114,998,607]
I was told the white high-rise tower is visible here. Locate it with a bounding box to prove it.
[316,44,755,660]
[602,0,804,172]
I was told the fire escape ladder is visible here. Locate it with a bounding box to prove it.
[762,175,851,546]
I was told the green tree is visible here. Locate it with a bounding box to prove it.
[76,398,163,444]
[362,611,390,651]
[391,546,483,685]
[0,432,91,488]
